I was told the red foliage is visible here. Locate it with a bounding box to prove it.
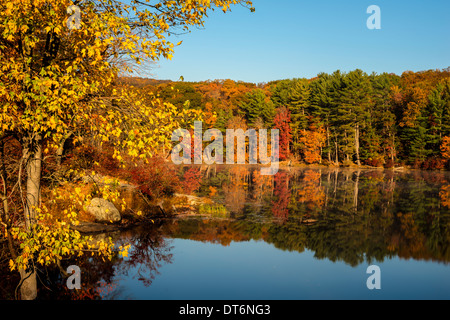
[129,156,181,199]
[384,159,395,169]
[365,158,384,167]
[181,167,202,195]
[273,108,292,161]
[67,143,121,176]
[94,145,122,176]
[422,158,446,170]
[271,172,290,221]
[413,159,423,169]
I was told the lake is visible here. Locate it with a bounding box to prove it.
[40,166,450,299]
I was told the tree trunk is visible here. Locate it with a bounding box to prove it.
[333,169,338,195]
[391,133,395,163]
[19,268,37,300]
[20,137,42,300]
[353,170,361,214]
[327,127,331,163]
[25,140,42,230]
[335,141,339,165]
[56,132,73,167]
[355,123,361,166]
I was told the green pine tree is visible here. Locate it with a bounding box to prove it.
[239,89,275,127]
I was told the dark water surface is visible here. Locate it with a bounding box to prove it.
[42,166,450,299]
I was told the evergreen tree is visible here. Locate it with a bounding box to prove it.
[239,89,275,127]
[426,82,450,156]
[215,108,233,133]
[309,73,335,163]
[270,79,294,107]
[369,73,400,164]
[335,69,372,165]
[288,79,310,157]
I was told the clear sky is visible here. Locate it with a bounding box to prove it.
[143,0,450,84]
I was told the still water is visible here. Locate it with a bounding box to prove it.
[48,166,450,299]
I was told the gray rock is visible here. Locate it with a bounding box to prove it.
[86,198,121,222]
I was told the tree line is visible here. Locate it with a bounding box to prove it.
[125,67,450,169]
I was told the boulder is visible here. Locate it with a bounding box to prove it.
[86,198,121,223]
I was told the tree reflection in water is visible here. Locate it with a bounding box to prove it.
[0,222,175,300]
[114,223,174,288]
[192,165,450,266]
[2,165,450,299]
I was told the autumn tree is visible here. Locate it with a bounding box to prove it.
[271,172,290,221]
[273,107,291,161]
[441,136,450,164]
[396,70,450,166]
[0,0,253,300]
[298,124,326,164]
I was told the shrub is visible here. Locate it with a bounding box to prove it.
[69,144,101,170]
[365,158,384,167]
[97,145,121,176]
[422,157,446,170]
[413,159,423,169]
[128,156,181,199]
[384,159,395,169]
[181,166,202,195]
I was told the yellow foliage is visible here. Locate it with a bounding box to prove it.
[0,0,253,275]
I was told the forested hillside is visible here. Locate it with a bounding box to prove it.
[121,68,450,169]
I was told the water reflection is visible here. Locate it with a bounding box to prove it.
[25,223,175,300]
[192,166,450,265]
[6,166,450,299]
[113,225,174,288]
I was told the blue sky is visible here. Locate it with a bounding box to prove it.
[143,0,450,84]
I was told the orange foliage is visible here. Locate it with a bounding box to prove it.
[440,185,450,208]
[209,186,217,197]
[204,102,217,128]
[252,170,273,202]
[271,172,290,221]
[194,79,255,114]
[397,212,426,257]
[298,125,326,164]
[297,170,325,211]
[223,166,249,214]
[182,167,202,195]
[441,136,450,160]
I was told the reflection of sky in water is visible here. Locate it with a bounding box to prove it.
[108,238,450,300]
[94,167,450,300]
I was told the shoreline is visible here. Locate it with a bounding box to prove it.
[172,161,445,172]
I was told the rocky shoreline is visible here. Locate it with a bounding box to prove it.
[72,171,215,234]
